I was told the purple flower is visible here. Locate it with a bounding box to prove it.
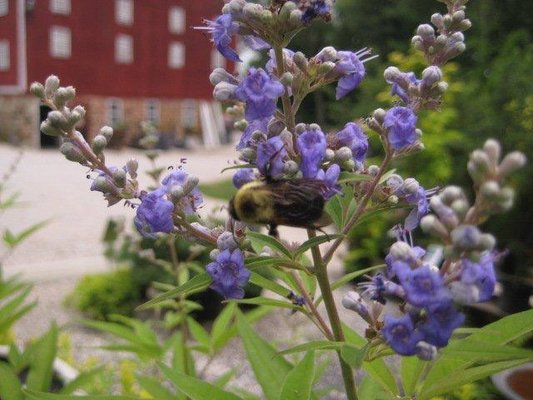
[206,249,250,299]
[419,302,465,347]
[242,35,270,51]
[404,187,430,231]
[161,170,203,215]
[202,14,240,62]
[336,122,369,165]
[315,164,341,199]
[297,129,327,178]
[233,168,255,188]
[399,265,451,308]
[382,314,423,356]
[335,51,366,99]
[266,48,295,74]
[134,190,175,237]
[384,106,418,150]
[235,68,285,122]
[387,71,420,103]
[256,136,287,177]
[459,253,496,302]
[236,118,269,151]
[290,0,334,23]
[360,274,405,304]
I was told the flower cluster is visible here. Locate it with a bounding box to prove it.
[345,139,526,359]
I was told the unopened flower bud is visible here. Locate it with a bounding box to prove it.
[458,19,472,31]
[183,176,199,195]
[92,176,115,194]
[289,9,303,25]
[452,10,465,23]
[209,68,238,85]
[242,3,263,19]
[234,119,248,131]
[389,241,413,260]
[30,82,45,98]
[498,151,527,178]
[53,86,75,108]
[295,123,307,134]
[341,159,356,171]
[40,120,63,137]
[239,147,256,161]
[44,75,60,98]
[411,36,424,51]
[283,160,299,175]
[279,129,293,145]
[496,187,514,204]
[451,199,469,219]
[430,13,444,28]
[480,181,500,199]
[293,52,308,72]
[421,215,449,239]
[278,0,296,20]
[440,186,464,205]
[259,9,273,23]
[335,146,353,162]
[416,342,438,361]
[368,165,380,176]
[451,225,481,250]
[383,66,401,82]
[280,72,293,86]
[217,231,239,251]
[478,233,496,251]
[313,146,331,163]
[437,81,449,94]
[91,135,107,154]
[112,169,127,188]
[388,195,399,204]
[126,159,138,178]
[47,110,68,129]
[372,108,386,123]
[421,66,442,88]
[60,142,86,163]
[402,178,420,195]
[315,46,337,63]
[469,149,493,176]
[482,139,501,165]
[342,291,372,324]
[169,185,184,201]
[210,249,220,261]
[318,61,336,75]
[267,118,284,136]
[213,82,237,101]
[443,15,453,29]
[417,24,435,40]
[100,126,114,142]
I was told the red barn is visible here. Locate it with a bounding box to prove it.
[0,0,229,148]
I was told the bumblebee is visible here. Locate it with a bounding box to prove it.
[229,179,331,237]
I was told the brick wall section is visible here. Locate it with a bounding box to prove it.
[0,96,39,146]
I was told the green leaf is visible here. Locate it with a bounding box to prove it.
[338,171,373,183]
[325,195,343,229]
[159,363,243,400]
[315,265,384,306]
[229,297,302,310]
[419,359,531,400]
[26,324,58,391]
[293,234,344,259]
[211,303,237,351]
[137,375,176,400]
[4,220,49,248]
[245,256,305,271]
[357,375,396,400]
[137,273,211,310]
[443,341,533,361]
[187,317,211,352]
[236,311,293,400]
[0,362,23,400]
[24,389,140,399]
[400,356,426,397]
[59,367,105,394]
[340,344,367,369]
[378,169,397,184]
[279,340,345,356]
[280,351,316,400]
[249,271,291,297]
[0,192,20,210]
[247,231,293,260]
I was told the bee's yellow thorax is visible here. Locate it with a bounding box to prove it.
[233,181,275,223]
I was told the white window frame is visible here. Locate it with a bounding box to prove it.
[144,99,161,125]
[115,0,133,26]
[0,0,8,17]
[106,98,124,127]
[49,0,71,15]
[0,40,9,71]
[168,42,185,69]
[168,6,185,34]
[211,48,226,70]
[181,100,198,129]
[115,34,133,64]
[49,26,71,59]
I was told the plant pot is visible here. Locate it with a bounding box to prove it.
[492,362,533,400]
[0,345,84,395]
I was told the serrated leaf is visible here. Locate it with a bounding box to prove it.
[419,359,530,400]
[293,234,344,259]
[159,363,243,400]
[280,351,316,400]
[247,231,293,260]
[0,362,23,400]
[137,273,211,310]
[236,311,293,400]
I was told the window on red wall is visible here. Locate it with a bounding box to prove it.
[115,0,133,26]
[0,0,8,17]
[49,0,71,15]
[0,40,9,71]
[50,26,71,59]
[168,6,185,34]
[168,42,185,69]
[115,34,133,64]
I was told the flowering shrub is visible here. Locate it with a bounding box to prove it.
[23,0,532,399]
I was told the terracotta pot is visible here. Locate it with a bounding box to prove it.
[492,363,533,400]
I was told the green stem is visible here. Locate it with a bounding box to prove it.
[274,45,296,134]
[308,229,358,400]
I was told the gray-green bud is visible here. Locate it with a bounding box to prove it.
[295,123,307,134]
[450,225,481,250]
[280,72,293,86]
[452,10,465,23]
[420,215,449,239]
[100,126,114,142]
[482,139,501,165]
[60,142,86,163]
[289,9,303,26]
[234,119,248,131]
[112,169,127,188]
[478,234,496,251]
[498,151,527,179]
[373,108,386,123]
[92,176,115,193]
[183,176,199,195]
[30,82,45,98]
[209,68,237,85]
[335,146,353,162]
[417,24,435,40]
[315,46,337,62]
[126,158,138,178]
[368,165,380,176]
[318,61,336,75]
[242,3,263,19]
[47,110,68,129]
[44,75,60,98]
[91,135,108,154]
[239,147,256,161]
[170,185,184,200]
[213,82,237,101]
[480,181,500,199]
[279,0,296,21]
[267,118,285,136]
[430,13,444,28]
[293,52,308,72]
[458,19,472,31]
[283,160,299,175]
[341,159,356,171]
[72,105,86,119]
[40,120,63,137]
[324,148,335,162]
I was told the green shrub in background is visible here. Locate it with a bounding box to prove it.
[68,269,141,321]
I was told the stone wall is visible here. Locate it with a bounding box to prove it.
[0,96,40,147]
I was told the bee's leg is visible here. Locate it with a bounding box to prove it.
[268,224,279,238]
